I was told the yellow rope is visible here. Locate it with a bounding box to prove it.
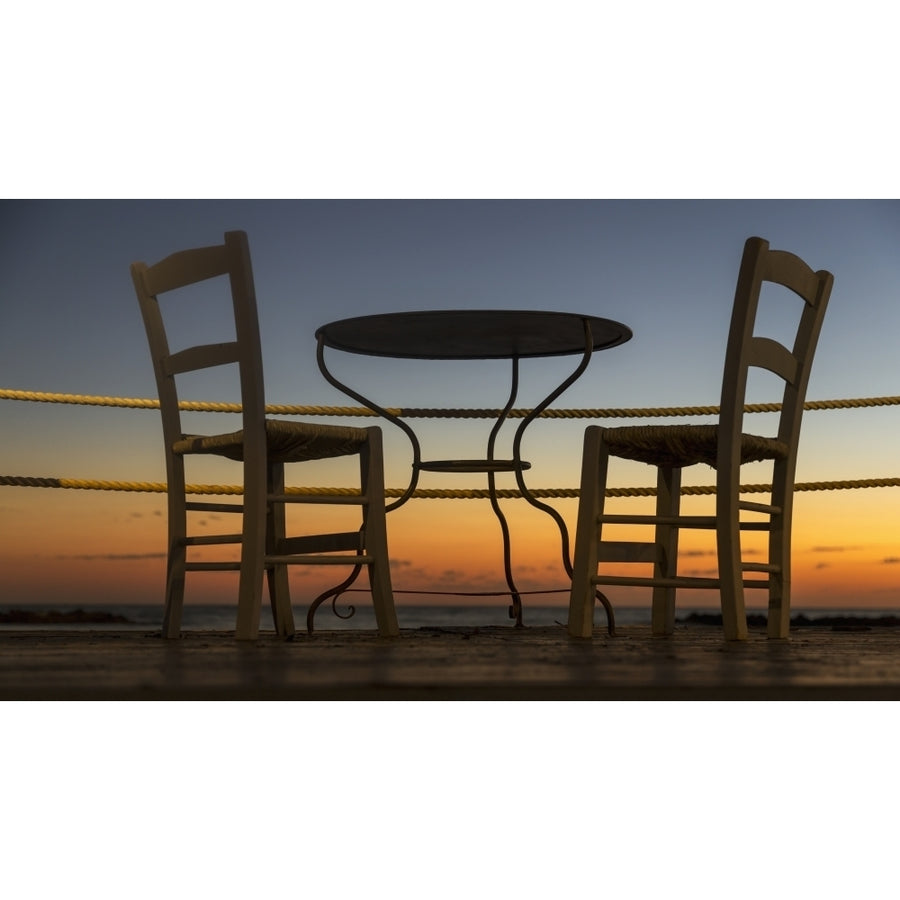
[3,387,899,419]
[3,390,898,497]
[2,474,898,498]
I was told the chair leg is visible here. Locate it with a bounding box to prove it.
[568,426,606,638]
[236,449,267,641]
[266,463,296,638]
[162,541,187,639]
[716,462,748,641]
[651,465,681,636]
[360,428,399,637]
[162,462,187,639]
[767,459,792,639]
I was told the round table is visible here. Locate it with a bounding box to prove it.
[317,309,632,359]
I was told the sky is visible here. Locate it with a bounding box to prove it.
[1,199,898,616]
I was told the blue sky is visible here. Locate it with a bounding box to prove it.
[2,199,898,482]
[4,199,898,407]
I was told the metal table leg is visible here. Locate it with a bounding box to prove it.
[510,320,616,635]
[487,357,524,626]
[309,337,421,632]
[317,335,423,514]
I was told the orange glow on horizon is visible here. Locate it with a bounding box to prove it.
[1,481,897,612]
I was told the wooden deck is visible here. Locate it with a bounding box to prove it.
[3,623,900,699]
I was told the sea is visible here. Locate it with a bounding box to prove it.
[1,602,898,631]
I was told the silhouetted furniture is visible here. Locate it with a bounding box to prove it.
[567,237,833,640]
[317,309,632,627]
[132,230,398,640]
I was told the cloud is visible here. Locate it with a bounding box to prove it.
[811,545,863,553]
[58,552,167,561]
[679,548,761,560]
[883,557,900,565]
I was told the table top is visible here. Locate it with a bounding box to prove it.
[316,309,632,360]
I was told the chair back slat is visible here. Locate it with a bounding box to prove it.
[761,248,823,303]
[163,341,242,376]
[139,244,230,296]
[746,336,799,384]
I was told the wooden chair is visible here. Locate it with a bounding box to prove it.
[132,230,398,640]
[568,236,833,640]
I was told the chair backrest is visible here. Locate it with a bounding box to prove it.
[131,230,266,476]
[718,236,833,474]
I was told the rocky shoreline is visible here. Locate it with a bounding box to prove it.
[679,612,900,630]
[0,608,132,625]
[2,608,899,629]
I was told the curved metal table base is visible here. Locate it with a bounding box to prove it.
[312,324,617,636]
[305,562,363,634]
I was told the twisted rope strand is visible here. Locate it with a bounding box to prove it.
[3,387,898,419]
[3,390,897,497]
[2,474,898,497]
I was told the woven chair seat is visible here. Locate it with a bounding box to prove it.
[174,418,370,463]
[601,424,789,469]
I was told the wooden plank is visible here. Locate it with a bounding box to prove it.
[275,532,362,555]
[597,541,658,564]
[599,514,718,528]
[142,244,229,296]
[592,574,721,589]
[762,248,820,302]
[185,502,243,513]
[738,500,780,515]
[748,336,799,383]
[270,493,370,506]
[264,554,375,565]
[164,341,240,375]
[183,534,243,545]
